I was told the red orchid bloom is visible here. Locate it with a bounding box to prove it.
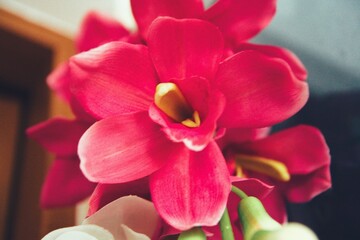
[28,1,306,211]
[70,17,308,230]
[26,118,96,207]
[219,125,331,223]
[44,2,304,207]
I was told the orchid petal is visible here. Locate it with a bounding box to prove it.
[147,17,224,82]
[230,177,274,198]
[27,117,90,155]
[88,177,150,216]
[70,42,157,119]
[216,127,270,150]
[42,224,114,240]
[260,186,287,223]
[79,112,178,183]
[204,0,276,45]
[46,62,72,102]
[228,177,274,233]
[216,50,309,128]
[150,142,231,230]
[238,125,330,175]
[69,97,98,123]
[84,196,161,240]
[283,165,331,203]
[76,11,131,52]
[236,43,307,80]
[131,0,204,39]
[41,157,96,208]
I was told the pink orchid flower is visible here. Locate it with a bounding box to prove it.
[28,1,308,213]
[70,17,308,230]
[219,125,331,223]
[34,0,306,209]
[41,196,161,240]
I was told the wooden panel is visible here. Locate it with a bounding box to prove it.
[0,7,74,66]
[0,96,21,239]
[0,7,76,240]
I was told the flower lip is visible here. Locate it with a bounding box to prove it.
[149,76,226,152]
[154,82,201,127]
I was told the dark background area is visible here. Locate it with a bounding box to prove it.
[277,93,360,240]
[253,1,360,239]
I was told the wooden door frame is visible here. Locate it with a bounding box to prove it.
[0,7,76,238]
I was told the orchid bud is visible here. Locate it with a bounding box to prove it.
[178,227,206,240]
[238,196,318,240]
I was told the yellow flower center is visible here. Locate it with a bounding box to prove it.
[235,154,290,182]
[154,83,201,128]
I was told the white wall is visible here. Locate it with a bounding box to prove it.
[255,0,360,94]
[0,0,136,37]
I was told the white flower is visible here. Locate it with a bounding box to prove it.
[42,196,161,240]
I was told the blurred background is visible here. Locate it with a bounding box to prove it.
[253,1,360,239]
[0,0,359,239]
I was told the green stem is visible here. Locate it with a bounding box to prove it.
[219,208,235,240]
[231,185,248,199]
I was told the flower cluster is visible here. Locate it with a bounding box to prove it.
[28,1,331,239]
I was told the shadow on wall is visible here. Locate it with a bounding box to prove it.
[255,32,360,96]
